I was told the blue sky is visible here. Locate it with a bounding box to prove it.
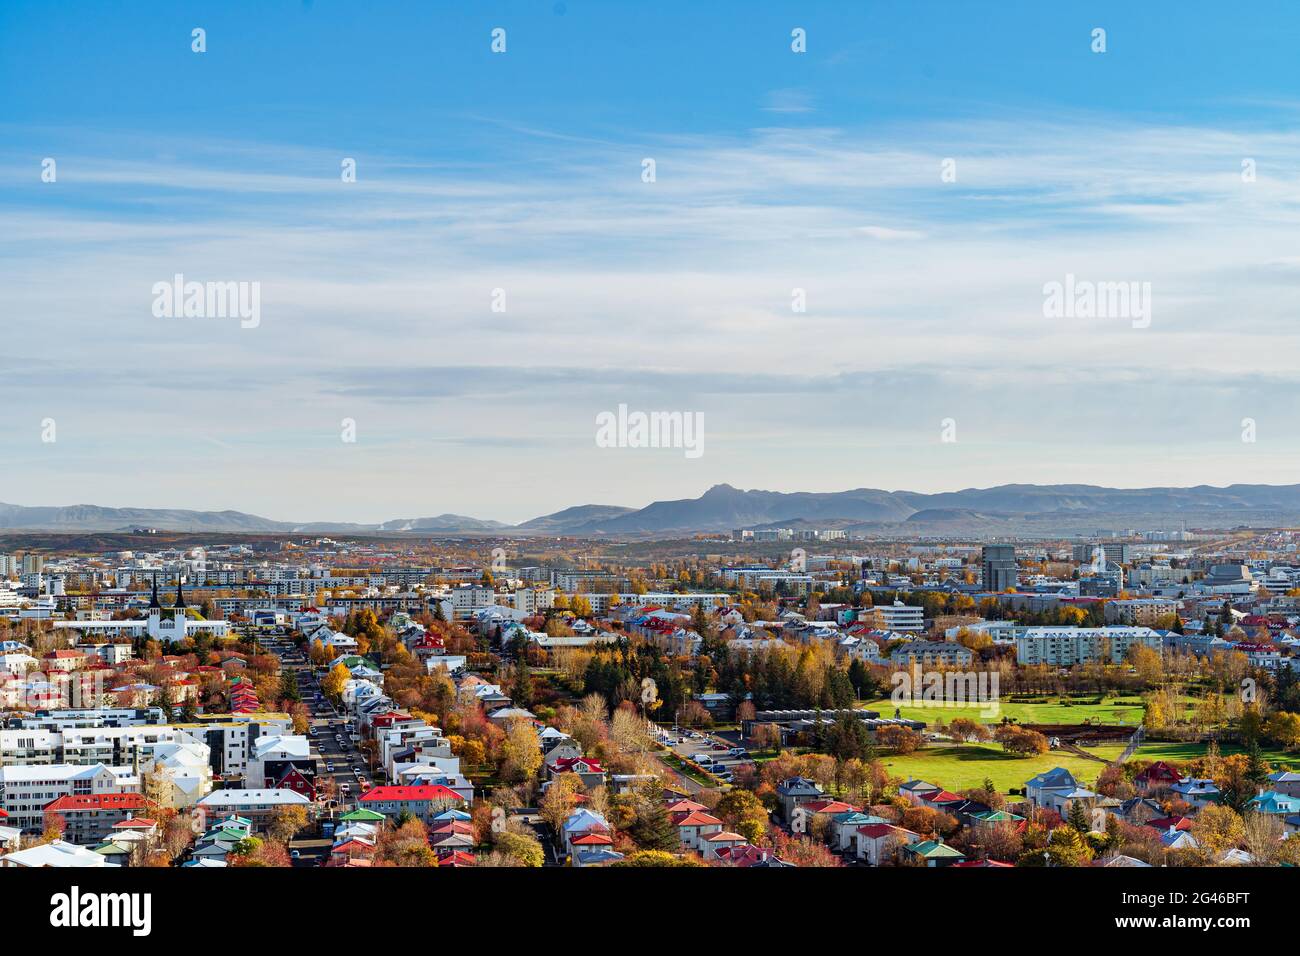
[3,1,1300,523]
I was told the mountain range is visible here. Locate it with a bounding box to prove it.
[5,482,1300,536]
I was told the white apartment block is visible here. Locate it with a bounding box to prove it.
[510,587,556,615]
[618,592,729,610]
[172,715,293,776]
[870,601,925,633]
[0,763,140,832]
[1015,626,1163,666]
[0,725,210,770]
[449,584,496,616]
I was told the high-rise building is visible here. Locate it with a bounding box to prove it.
[21,554,44,575]
[1071,542,1131,565]
[981,545,1017,592]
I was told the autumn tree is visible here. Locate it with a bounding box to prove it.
[375,818,438,867]
[1191,804,1245,860]
[492,828,545,867]
[501,718,542,785]
[267,805,309,844]
[713,789,770,845]
[539,773,584,837]
[321,661,350,701]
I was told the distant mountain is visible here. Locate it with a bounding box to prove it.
[0,503,506,535]
[0,503,286,533]
[372,515,512,533]
[5,482,1300,535]
[589,484,915,533]
[515,504,636,534]
[570,483,1300,534]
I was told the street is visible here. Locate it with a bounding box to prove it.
[255,631,374,865]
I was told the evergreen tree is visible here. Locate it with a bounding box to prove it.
[511,658,533,709]
[1245,737,1269,790]
[629,782,679,852]
[1068,799,1090,835]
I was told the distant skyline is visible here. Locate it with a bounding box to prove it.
[4,1,1300,523]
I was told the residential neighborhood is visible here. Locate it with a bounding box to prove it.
[0,527,1298,878]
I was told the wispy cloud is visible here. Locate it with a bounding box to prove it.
[3,110,1299,518]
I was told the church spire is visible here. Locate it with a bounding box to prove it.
[174,576,187,610]
[149,572,161,610]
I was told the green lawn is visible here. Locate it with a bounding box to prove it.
[877,743,1117,795]
[862,695,1186,727]
[873,739,1300,797]
[1124,741,1300,771]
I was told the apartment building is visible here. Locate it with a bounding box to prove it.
[621,591,730,610]
[981,545,1017,592]
[1072,542,1132,565]
[888,640,974,668]
[510,587,555,615]
[1015,626,1163,666]
[0,763,139,832]
[1104,598,1181,626]
[171,714,294,776]
[43,793,154,846]
[869,601,925,634]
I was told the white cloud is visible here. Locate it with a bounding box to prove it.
[3,111,1299,520]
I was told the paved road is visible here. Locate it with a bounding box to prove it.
[255,633,373,864]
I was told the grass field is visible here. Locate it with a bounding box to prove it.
[862,695,1194,727]
[876,743,1117,795]
[1125,741,1300,770]
[875,740,1300,796]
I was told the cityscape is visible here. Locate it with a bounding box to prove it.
[0,517,1298,878]
[2,0,1293,936]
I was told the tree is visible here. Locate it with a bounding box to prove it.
[1191,804,1245,859]
[1265,711,1300,750]
[771,831,842,867]
[876,725,922,755]
[1067,799,1091,835]
[321,661,350,701]
[501,719,542,784]
[825,713,873,762]
[493,829,545,867]
[540,773,584,837]
[613,850,703,867]
[228,836,291,867]
[1244,737,1270,791]
[511,659,534,709]
[713,789,770,845]
[267,805,309,844]
[375,818,438,867]
[948,718,989,744]
[1242,812,1284,866]
[1019,826,1092,867]
[629,780,679,852]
